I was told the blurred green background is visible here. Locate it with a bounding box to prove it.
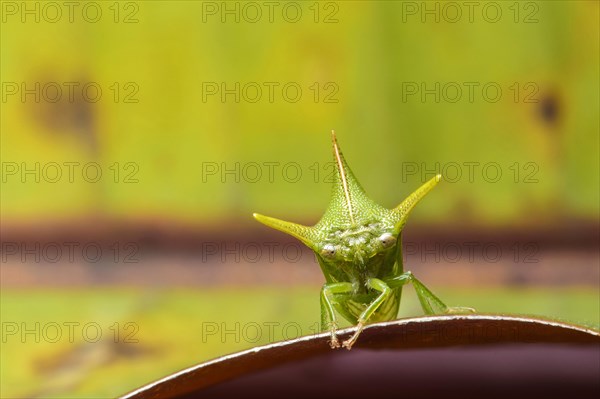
[1,1,598,398]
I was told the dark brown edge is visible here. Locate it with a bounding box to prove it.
[120,314,600,399]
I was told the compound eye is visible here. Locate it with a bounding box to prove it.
[379,233,396,248]
[321,244,337,258]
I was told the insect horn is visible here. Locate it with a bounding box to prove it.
[330,130,357,224]
[253,213,315,248]
[319,130,372,227]
[391,174,441,232]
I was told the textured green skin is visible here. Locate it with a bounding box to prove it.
[254,132,470,348]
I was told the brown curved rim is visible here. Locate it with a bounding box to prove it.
[121,314,600,399]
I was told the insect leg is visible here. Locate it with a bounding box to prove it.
[385,272,475,315]
[321,282,353,349]
[341,278,391,350]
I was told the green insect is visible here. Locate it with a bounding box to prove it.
[253,131,474,349]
